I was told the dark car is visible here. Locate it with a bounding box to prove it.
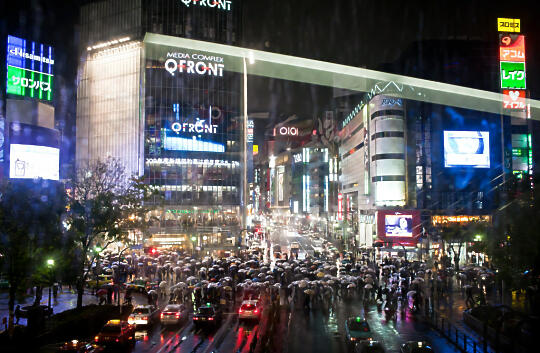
[355,341,385,353]
[58,340,104,353]
[400,341,435,353]
[94,320,135,347]
[345,317,372,344]
[193,304,222,326]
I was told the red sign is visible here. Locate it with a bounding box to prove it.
[376,210,421,246]
[499,34,525,62]
[502,89,526,110]
[337,193,343,221]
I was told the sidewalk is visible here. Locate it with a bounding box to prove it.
[0,287,98,329]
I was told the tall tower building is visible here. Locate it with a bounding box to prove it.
[76,0,244,251]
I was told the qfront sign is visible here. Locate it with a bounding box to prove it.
[165,52,225,77]
[6,35,54,101]
[180,0,232,11]
[171,120,219,134]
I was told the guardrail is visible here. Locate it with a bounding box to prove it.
[424,308,494,353]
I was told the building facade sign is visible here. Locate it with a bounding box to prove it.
[165,52,225,77]
[500,62,526,89]
[180,0,232,11]
[6,35,54,101]
[503,89,526,110]
[499,34,525,62]
[431,215,491,226]
[497,18,520,32]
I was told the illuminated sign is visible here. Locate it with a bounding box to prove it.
[337,193,343,221]
[431,215,491,226]
[500,62,526,89]
[180,0,232,11]
[9,144,59,180]
[444,131,490,168]
[498,18,520,32]
[253,145,258,155]
[499,34,525,62]
[247,120,254,143]
[275,126,299,136]
[165,52,224,77]
[503,89,526,110]
[293,153,302,163]
[166,209,219,214]
[6,35,54,101]
[163,135,225,153]
[171,121,218,134]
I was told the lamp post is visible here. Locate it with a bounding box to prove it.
[47,259,55,312]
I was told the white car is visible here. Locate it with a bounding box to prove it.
[238,300,261,321]
[128,305,159,326]
[160,304,188,326]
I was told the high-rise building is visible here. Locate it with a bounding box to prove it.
[76,0,244,252]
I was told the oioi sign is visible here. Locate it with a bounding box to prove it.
[6,35,54,101]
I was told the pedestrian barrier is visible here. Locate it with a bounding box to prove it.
[426,309,495,353]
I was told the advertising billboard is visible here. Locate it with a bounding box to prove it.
[499,34,525,62]
[503,89,526,110]
[500,62,526,89]
[384,214,413,237]
[161,118,225,153]
[9,144,59,180]
[377,210,420,245]
[444,131,490,168]
[6,35,54,101]
[497,18,520,33]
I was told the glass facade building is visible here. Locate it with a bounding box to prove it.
[77,0,244,249]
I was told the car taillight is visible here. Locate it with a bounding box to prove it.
[175,313,180,318]
[193,317,199,320]
[142,316,147,320]
[238,309,243,314]
[94,336,99,342]
[208,317,214,321]
[160,313,164,319]
[254,309,259,314]
[115,338,119,342]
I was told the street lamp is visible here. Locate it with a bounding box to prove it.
[47,259,55,312]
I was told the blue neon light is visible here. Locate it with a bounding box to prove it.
[163,135,225,153]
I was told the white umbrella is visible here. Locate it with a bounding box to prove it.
[364,284,373,289]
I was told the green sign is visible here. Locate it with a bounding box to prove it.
[7,65,53,101]
[500,62,526,89]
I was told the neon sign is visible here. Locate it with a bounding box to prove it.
[498,18,520,33]
[6,35,54,101]
[275,126,298,136]
[502,89,526,110]
[165,52,224,77]
[500,62,526,89]
[171,121,218,134]
[180,0,232,11]
[499,35,525,62]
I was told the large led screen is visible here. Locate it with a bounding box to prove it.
[385,214,413,237]
[444,131,490,168]
[9,144,59,180]
[6,35,54,101]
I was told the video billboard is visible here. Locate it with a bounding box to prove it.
[377,210,420,245]
[444,131,490,168]
[6,35,54,101]
[8,122,60,180]
[384,214,413,237]
[9,144,59,180]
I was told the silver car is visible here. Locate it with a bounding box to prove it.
[160,304,188,326]
[128,305,159,326]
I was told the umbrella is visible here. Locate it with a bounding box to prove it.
[347,283,356,289]
[364,284,373,289]
[304,289,315,295]
[298,280,308,288]
[407,290,416,297]
[316,272,325,278]
[96,289,107,296]
[223,286,232,291]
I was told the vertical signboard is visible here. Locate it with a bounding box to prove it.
[337,193,343,221]
[498,21,526,110]
[6,35,54,101]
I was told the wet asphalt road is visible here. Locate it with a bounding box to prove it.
[101,226,460,353]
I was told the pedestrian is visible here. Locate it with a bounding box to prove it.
[2,317,7,331]
[53,284,59,301]
[15,305,21,325]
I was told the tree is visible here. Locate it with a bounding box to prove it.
[66,158,155,308]
[439,221,485,271]
[487,175,540,292]
[0,179,66,333]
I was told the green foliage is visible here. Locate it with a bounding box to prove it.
[486,176,540,289]
[0,179,66,327]
[65,158,156,307]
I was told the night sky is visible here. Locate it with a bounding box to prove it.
[1,0,539,165]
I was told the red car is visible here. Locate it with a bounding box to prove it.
[94,320,135,346]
